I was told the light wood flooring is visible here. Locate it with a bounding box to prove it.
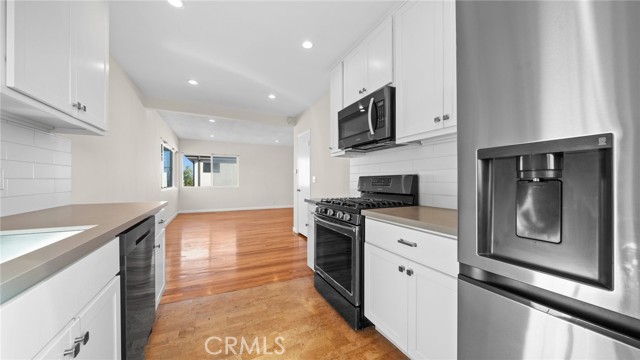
[146,208,406,359]
[161,209,311,304]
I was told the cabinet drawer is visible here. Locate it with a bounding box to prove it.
[155,208,167,234]
[365,218,457,277]
[0,238,119,359]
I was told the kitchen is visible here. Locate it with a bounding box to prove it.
[1,0,639,359]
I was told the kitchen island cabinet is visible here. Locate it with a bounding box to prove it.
[364,208,458,359]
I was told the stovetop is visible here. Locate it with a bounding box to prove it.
[314,175,419,226]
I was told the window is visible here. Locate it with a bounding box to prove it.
[161,145,174,188]
[212,156,239,187]
[183,154,239,187]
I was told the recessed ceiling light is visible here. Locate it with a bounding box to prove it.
[167,0,184,8]
[210,134,215,138]
[188,79,198,85]
[268,94,276,99]
[275,140,280,143]
[302,41,313,49]
[209,119,216,123]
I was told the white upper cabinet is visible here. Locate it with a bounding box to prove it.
[395,0,456,144]
[2,0,109,134]
[343,17,393,107]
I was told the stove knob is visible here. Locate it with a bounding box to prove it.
[327,209,334,216]
[336,211,343,219]
[342,213,351,221]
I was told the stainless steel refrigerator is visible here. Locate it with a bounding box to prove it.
[457,1,640,358]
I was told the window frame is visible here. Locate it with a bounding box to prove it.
[161,144,175,189]
[181,153,240,188]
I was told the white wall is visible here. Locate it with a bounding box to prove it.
[293,94,350,198]
[179,140,293,212]
[69,59,180,221]
[0,119,72,216]
[350,137,458,209]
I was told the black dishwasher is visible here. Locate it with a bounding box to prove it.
[119,216,156,360]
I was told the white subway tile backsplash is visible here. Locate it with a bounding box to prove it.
[0,119,71,216]
[3,179,55,197]
[350,138,458,209]
[0,160,34,179]
[3,141,56,164]
[54,151,72,166]
[1,122,35,146]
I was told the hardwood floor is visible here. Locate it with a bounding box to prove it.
[147,208,406,359]
[162,208,311,304]
[145,276,406,360]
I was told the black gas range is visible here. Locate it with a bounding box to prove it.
[313,174,418,330]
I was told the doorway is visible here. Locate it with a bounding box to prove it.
[296,130,311,237]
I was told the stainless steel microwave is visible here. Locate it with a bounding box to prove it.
[338,85,395,151]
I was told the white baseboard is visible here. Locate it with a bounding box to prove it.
[178,205,293,214]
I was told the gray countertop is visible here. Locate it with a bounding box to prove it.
[362,206,458,238]
[0,202,166,303]
[304,198,322,205]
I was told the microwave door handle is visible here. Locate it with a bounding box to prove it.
[367,97,375,135]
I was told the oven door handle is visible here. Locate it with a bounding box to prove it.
[367,97,375,135]
[314,214,357,235]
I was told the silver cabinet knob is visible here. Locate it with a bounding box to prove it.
[72,102,87,112]
[158,219,166,224]
[63,343,80,358]
[74,331,90,346]
[406,269,414,276]
[443,114,450,121]
[434,116,441,123]
[398,265,405,273]
[153,244,161,249]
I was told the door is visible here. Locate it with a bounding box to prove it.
[155,228,166,308]
[366,17,393,94]
[296,131,311,236]
[409,262,457,360]
[71,0,108,130]
[6,0,72,114]
[33,319,80,360]
[394,0,444,140]
[76,277,121,359]
[343,45,367,106]
[364,243,409,350]
[314,215,361,304]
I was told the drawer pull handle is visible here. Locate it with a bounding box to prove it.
[398,265,405,273]
[406,269,414,276]
[158,219,166,224]
[74,331,90,346]
[63,343,80,358]
[397,239,417,247]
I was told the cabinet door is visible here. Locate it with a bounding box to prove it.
[395,1,444,141]
[364,243,409,350]
[5,0,72,115]
[306,205,316,270]
[343,46,367,107]
[155,228,166,308]
[71,0,108,130]
[442,0,457,128]
[76,276,121,360]
[329,63,343,154]
[408,262,457,360]
[366,17,393,94]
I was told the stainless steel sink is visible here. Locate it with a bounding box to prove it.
[0,225,95,264]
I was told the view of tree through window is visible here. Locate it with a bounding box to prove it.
[183,154,238,187]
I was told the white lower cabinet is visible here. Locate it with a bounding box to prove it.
[154,228,166,308]
[364,218,457,359]
[35,276,121,359]
[307,203,316,270]
[0,238,120,359]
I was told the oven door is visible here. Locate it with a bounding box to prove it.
[314,214,362,306]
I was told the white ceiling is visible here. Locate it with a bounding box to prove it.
[159,110,294,146]
[109,0,399,145]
